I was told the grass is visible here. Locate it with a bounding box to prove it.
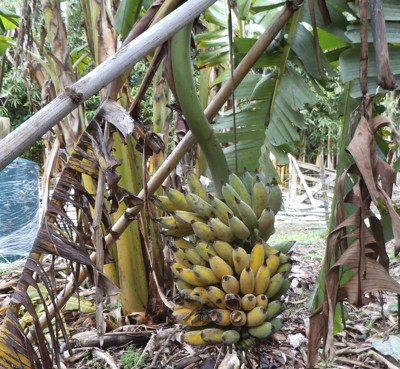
[120,345,146,368]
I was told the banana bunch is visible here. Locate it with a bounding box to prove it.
[172,238,292,346]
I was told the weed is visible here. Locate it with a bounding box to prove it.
[121,345,145,368]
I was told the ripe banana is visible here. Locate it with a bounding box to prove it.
[265,300,283,320]
[209,217,235,242]
[185,192,214,217]
[268,178,282,214]
[171,262,188,278]
[224,293,242,311]
[175,308,210,327]
[213,240,234,266]
[253,264,271,295]
[221,275,240,294]
[201,328,225,344]
[221,183,241,215]
[232,247,250,275]
[256,294,268,308]
[173,210,206,225]
[229,172,252,206]
[230,310,247,327]
[175,279,194,291]
[172,246,192,268]
[191,221,216,242]
[241,294,257,311]
[183,330,208,346]
[240,267,255,295]
[153,195,179,213]
[156,216,190,230]
[265,273,284,298]
[166,187,191,212]
[185,248,206,266]
[195,241,217,261]
[246,306,268,327]
[228,214,251,240]
[257,208,275,239]
[266,254,280,276]
[192,265,220,285]
[187,171,209,203]
[208,194,233,225]
[252,176,269,218]
[210,309,231,326]
[189,287,211,306]
[177,267,211,287]
[235,197,258,230]
[207,286,226,309]
[175,238,195,250]
[221,330,241,345]
[209,255,234,279]
[248,321,272,339]
[249,240,265,274]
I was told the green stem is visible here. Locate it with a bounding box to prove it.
[171,23,229,196]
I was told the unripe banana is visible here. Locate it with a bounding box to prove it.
[208,193,233,225]
[209,255,234,279]
[277,262,291,277]
[249,240,266,274]
[177,268,211,287]
[173,210,206,225]
[225,293,242,311]
[172,246,192,267]
[185,248,206,266]
[222,330,241,345]
[268,178,282,214]
[266,273,284,298]
[210,309,231,326]
[195,241,217,261]
[185,192,214,217]
[153,195,179,213]
[162,228,194,237]
[190,287,211,306]
[241,294,257,311]
[264,243,280,257]
[253,265,271,295]
[213,240,234,266]
[265,300,284,320]
[165,187,191,212]
[221,183,241,215]
[201,328,225,344]
[252,176,270,218]
[257,208,275,240]
[207,286,226,309]
[232,247,250,275]
[183,330,208,346]
[240,267,255,295]
[248,321,272,339]
[209,217,235,242]
[279,253,290,264]
[171,262,189,278]
[228,213,251,240]
[235,197,258,230]
[156,216,191,230]
[246,306,268,327]
[273,240,296,254]
[221,275,240,294]
[270,317,283,332]
[256,294,268,308]
[276,277,291,297]
[229,172,252,206]
[242,169,255,195]
[230,310,247,327]
[266,254,281,276]
[175,279,194,291]
[192,265,220,285]
[191,221,216,242]
[175,238,195,250]
[187,171,209,203]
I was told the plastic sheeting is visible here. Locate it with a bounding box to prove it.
[0,158,40,259]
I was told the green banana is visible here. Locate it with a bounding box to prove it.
[268,178,282,214]
[165,187,191,212]
[153,195,179,213]
[252,176,269,218]
[228,213,251,240]
[191,221,216,242]
[273,240,296,254]
[185,248,206,266]
[173,210,206,225]
[248,321,272,339]
[229,172,252,206]
[185,191,213,217]
[222,330,241,345]
[209,217,235,242]
[265,300,284,320]
[187,171,209,203]
[208,193,233,225]
[265,273,284,298]
[235,197,258,229]
[221,183,241,215]
[257,208,275,240]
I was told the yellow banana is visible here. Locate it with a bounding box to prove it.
[184,191,214,217]
[249,240,266,274]
[221,275,240,294]
[264,242,280,257]
[190,287,212,306]
[172,246,192,267]
[156,216,188,229]
[201,328,224,344]
[195,241,217,261]
[232,246,250,275]
[265,300,283,320]
[176,299,201,309]
[266,273,284,299]
[248,321,272,339]
[228,214,251,240]
[240,267,255,295]
[222,330,241,345]
[183,330,208,346]
[268,178,282,214]
[235,197,258,229]
[229,172,252,206]
[266,254,280,276]
[253,264,271,295]
[213,240,234,266]
[162,228,194,237]
[207,286,226,309]
[241,294,257,311]
[185,248,206,266]
[256,294,268,308]
[257,208,275,240]
[177,267,211,287]
[209,255,234,279]
[175,238,195,250]
[192,265,220,285]
[166,187,191,212]
[175,279,194,291]
[252,176,269,218]
[173,210,206,225]
[191,221,216,242]
[224,293,242,311]
[209,217,235,242]
[221,183,241,215]
[208,193,233,225]
[187,171,209,203]
[246,306,268,327]
[230,310,247,327]
[210,309,231,326]
[171,262,188,278]
[153,195,179,213]
[175,308,210,327]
